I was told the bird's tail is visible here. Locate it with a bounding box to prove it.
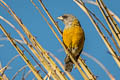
[64,52,81,72]
[64,55,73,72]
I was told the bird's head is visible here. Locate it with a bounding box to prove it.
[57,14,77,28]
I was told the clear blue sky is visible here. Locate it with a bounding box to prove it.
[0,0,120,80]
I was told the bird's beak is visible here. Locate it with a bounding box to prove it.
[57,16,63,20]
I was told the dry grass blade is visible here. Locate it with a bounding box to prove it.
[0,24,43,80]
[37,0,63,36]
[0,16,27,44]
[14,39,48,77]
[47,51,75,80]
[74,0,120,68]
[12,65,27,80]
[84,0,120,24]
[0,55,19,80]
[99,0,120,37]
[24,65,38,79]
[87,10,120,53]
[83,52,115,80]
[78,57,96,79]
[84,0,120,53]
[0,64,8,80]
[30,2,67,79]
[0,0,64,79]
[96,0,120,47]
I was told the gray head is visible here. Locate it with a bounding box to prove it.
[57,14,77,27]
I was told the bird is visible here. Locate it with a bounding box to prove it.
[57,14,85,72]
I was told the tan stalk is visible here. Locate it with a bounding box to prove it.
[96,0,120,47]
[0,64,8,80]
[0,15,57,79]
[99,0,120,37]
[12,65,27,80]
[24,65,38,79]
[78,57,96,79]
[0,16,52,79]
[15,40,49,76]
[84,0,120,53]
[30,1,67,80]
[0,24,43,80]
[0,0,67,79]
[87,11,120,53]
[83,52,115,80]
[47,51,75,80]
[0,55,19,80]
[0,55,19,79]
[38,0,63,36]
[67,1,96,80]
[29,45,61,80]
[74,0,120,68]
[85,0,120,24]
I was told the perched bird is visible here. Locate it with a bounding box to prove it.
[57,14,85,72]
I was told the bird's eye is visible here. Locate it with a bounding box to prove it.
[62,15,68,19]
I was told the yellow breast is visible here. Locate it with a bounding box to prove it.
[63,19,85,54]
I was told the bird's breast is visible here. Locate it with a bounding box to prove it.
[63,25,84,50]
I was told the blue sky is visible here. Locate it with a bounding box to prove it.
[0,0,120,80]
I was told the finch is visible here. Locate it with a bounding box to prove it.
[57,14,85,72]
